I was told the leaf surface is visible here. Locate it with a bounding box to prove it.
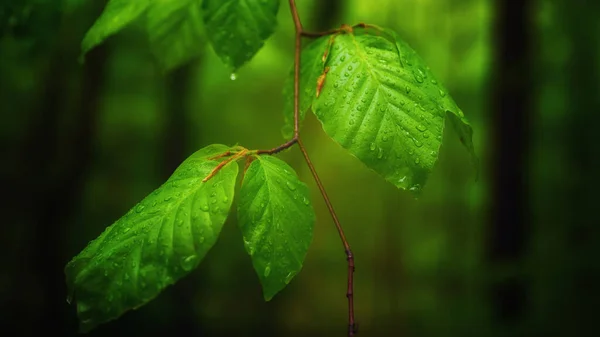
[238,156,314,300]
[202,0,279,71]
[146,0,206,71]
[287,26,477,193]
[65,144,238,332]
[82,0,150,56]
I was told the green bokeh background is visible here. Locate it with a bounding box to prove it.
[1,0,598,336]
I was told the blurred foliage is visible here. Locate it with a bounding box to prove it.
[1,0,598,337]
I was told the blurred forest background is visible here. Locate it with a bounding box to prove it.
[1,0,599,336]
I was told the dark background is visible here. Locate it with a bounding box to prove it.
[1,0,599,336]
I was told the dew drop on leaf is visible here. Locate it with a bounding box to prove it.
[135,205,145,213]
[286,181,296,191]
[264,264,271,277]
[181,255,197,271]
[369,142,376,151]
[302,196,310,205]
[230,73,237,81]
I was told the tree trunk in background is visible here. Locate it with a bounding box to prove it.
[8,31,108,335]
[558,0,600,334]
[489,0,532,334]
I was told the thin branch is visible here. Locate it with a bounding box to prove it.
[256,138,298,155]
[289,0,303,138]
[297,138,356,337]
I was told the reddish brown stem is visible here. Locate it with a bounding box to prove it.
[297,138,356,336]
[258,3,356,335]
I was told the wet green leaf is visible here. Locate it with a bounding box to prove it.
[202,0,279,71]
[146,0,206,71]
[237,156,314,300]
[81,0,149,56]
[65,144,238,332]
[286,26,477,194]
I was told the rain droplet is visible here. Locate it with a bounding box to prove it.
[222,196,229,203]
[181,255,197,271]
[405,86,411,94]
[416,124,427,132]
[409,184,421,193]
[412,138,423,147]
[285,272,295,284]
[398,176,407,184]
[377,148,383,159]
[415,157,420,165]
[200,203,209,212]
[302,197,310,205]
[230,73,237,81]
[439,89,446,97]
[135,205,145,213]
[264,265,271,277]
[369,142,376,151]
[286,181,296,191]
[430,79,438,84]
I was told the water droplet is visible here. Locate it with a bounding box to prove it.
[430,79,438,84]
[285,272,295,284]
[369,142,376,151]
[382,135,389,142]
[222,196,229,203]
[348,65,353,71]
[200,203,209,212]
[340,55,346,62]
[264,265,271,277]
[302,197,310,205]
[416,124,427,132]
[177,220,183,227]
[423,132,430,138]
[123,227,131,233]
[412,138,423,147]
[415,157,420,165]
[164,196,173,202]
[430,151,436,157]
[210,198,217,204]
[135,205,145,213]
[398,176,407,184]
[377,148,383,159]
[405,86,411,94]
[409,184,421,193]
[181,255,198,271]
[286,181,297,191]
[414,74,424,83]
[230,73,237,81]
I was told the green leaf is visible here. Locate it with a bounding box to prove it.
[202,0,279,71]
[237,156,315,301]
[298,27,477,193]
[81,0,150,56]
[146,0,206,71]
[281,37,330,138]
[65,144,238,332]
